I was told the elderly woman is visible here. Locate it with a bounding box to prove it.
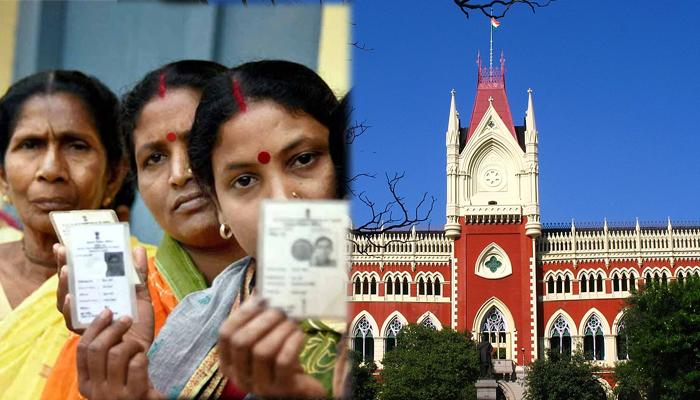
[0,70,126,399]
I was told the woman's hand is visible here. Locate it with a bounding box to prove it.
[55,244,155,349]
[218,297,326,399]
[76,309,163,400]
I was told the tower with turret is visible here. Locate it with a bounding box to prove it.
[445,51,541,370]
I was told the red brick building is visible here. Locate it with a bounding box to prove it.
[348,52,700,399]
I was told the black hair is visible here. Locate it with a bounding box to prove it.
[120,60,228,175]
[188,60,348,199]
[0,70,123,169]
[111,173,136,209]
[315,236,333,247]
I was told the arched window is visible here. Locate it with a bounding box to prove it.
[353,317,374,363]
[589,274,596,293]
[421,317,437,330]
[596,273,603,292]
[386,277,393,295]
[661,272,668,286]
[547,276,555,294]
[564,275,571,293]
[584,314,605,361]
[616,318,629,360]
[629,273,637,291]
[620,272,628,291]
[394,278,401,295]
[678,271,685,285]
[362,278,369,295]
[370,277,377,295]
[645,272,652,286]
[434,278,441,296]
[418,277,425,295]
[402,277,409,295]
[481,307,508,360]
[580,275,588,293]
[556,276,563,293]
[385,317,403,353]
[549,315,572,356]
[353,277,361,295]
[613,273,620,292]
[426,277,433,295]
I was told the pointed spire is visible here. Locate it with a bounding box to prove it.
[603,218,609,232]
[526,88,537,136]
[447,89,458,134]
[667,217,672,231]
[635,217,640,231]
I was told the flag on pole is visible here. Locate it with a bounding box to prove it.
[491,17,500,28]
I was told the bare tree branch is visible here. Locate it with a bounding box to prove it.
[346,120,370,145]
[351,41,375,52]
[350,172,436,255]
[453,0,554,19]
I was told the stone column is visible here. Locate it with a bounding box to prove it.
[475,379,499,400]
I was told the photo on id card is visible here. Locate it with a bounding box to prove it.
[258,200,349,321]
[65,222,138,329]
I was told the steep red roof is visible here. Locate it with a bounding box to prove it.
[466,52,517,141]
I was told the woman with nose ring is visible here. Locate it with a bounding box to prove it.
[74,60,351,399]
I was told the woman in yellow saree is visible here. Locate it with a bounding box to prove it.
[0,70,126,399]
[42,60,246,400]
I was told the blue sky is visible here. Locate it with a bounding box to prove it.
[349,0,700,229]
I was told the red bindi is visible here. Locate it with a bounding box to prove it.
[166,132,177,142]
[257,151,271,164]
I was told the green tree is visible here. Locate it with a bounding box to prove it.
[524,350,607,400]
[349,350,379,400]
[614,276,700,400]
[379,323,479,400]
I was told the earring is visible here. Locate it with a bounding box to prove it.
[219,223,233,240]
[1,194,10,205]
[102,197,112,207]
[291,192,299,199]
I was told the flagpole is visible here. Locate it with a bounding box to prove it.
[489,8,493,71]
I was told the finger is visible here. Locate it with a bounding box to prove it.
[125,352,151,400]
[218,296,267,373]
[53,243,66,270]
[132,246,148,285]
[332,336,350,398]
[61,293,84,335]
[250,319,298,392]
[77,309,113,386]
[57,264,68,312]
[107,340,144,390]
[226,295,267,331]
[85,314,132,384]
[220,305,283,392]
[274,329,306,385]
